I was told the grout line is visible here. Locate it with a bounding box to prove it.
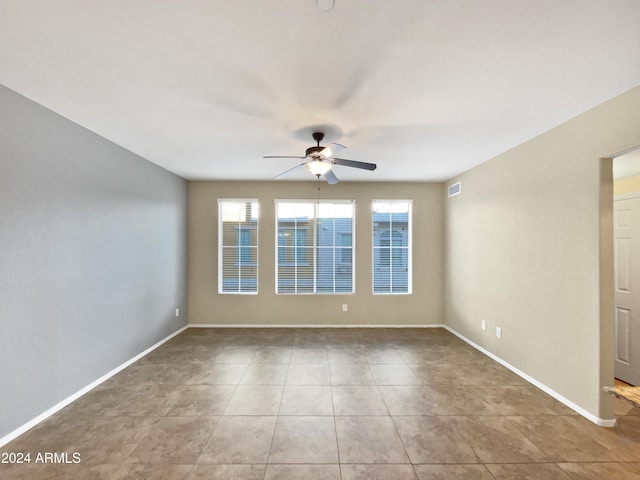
[329,379,342,476]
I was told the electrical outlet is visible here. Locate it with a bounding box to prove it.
[175,308,180,317]
[481,320,487,330]
[342,304,348,312]
[496,326,502,338]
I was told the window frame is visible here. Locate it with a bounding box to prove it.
[372,199,412,295]
[275,199,355,295]
[218,198,259,295]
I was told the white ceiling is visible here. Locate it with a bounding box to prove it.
[1,1,639,182]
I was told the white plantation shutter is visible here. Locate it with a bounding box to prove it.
[372,200,412,294]
[276,200,354,294]
[218,199,259,294]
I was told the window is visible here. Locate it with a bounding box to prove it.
[276,200,354,294]
[218,199,258,294]
[372,200,412,294]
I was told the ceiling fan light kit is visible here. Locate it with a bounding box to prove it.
[265,131,377,184]
[305,160,332,177]
[316,0,335,11]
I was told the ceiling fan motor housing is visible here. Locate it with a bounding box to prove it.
[305,145,325,158]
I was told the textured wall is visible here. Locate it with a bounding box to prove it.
[188,181,444,326]
[0,85,188,439]
[444,85,640,421]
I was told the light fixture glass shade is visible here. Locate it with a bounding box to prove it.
[320,146,332,157]
[317,0,335,11]
[306,160,332,176]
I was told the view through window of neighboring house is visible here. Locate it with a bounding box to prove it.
[276,200,354,294]
[218,199,259,293]
[372,200,412,294]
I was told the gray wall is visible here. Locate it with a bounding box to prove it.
[0,85,188,439]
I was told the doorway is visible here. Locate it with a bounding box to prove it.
[612,147,640,386]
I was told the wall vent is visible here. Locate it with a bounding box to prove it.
[447,181,461,197]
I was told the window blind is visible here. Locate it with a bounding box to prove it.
[218,199,259,294]
[372,200,412,294]
[276,200,354,294]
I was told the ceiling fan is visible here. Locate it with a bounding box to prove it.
[266,132,377,184]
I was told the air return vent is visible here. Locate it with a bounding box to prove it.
[447,181,461,197]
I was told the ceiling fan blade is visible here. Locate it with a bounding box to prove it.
[264,155,306,159]
[321,142,346,158]
[275,163,306,179]
[332,157,377,171]
[324,170,339,185]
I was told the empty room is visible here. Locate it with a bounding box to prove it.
[2,1,640,479]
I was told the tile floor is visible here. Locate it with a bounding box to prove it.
[2,327,640,479]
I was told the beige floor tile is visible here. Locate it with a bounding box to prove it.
[106,363,200,386]
[73,416,151,465]
[332,386,389,415]
[114,464,194,480]
[395,347,436,364]
[127,416,218,464]
[508,415,626,462]
[369,364,421,385]
[328,348,368,364]
[329,364,376,385]
[167,385,237,416]
[279,385,334,415]
[378,386,439,415]
[453,416,548,463]
[8,411,93,451]
[213,347,257,364]
[429,384,498,415]
[290,348,329,364]
[190,363,248,385]
[240,364,288,385]
[487,463,572,479]
[252,347,292,364]
[139,345,222,365]
[197,416,276,464]
[408,363,463,385]
[71,384,182,416]
[0,463,128,480]
[269,416,339,463]
[561,414,640,461]
[615,397,638,416]
[187,464,265,479]
[459,362,530,386]
[393,416,480,464]
[617,415,640,439]
[365,348,405,364]
[285,364,331,385]
[335,416,410,463]
[558,462,640,479]
[478,385,575,415]
[341,464,418,479]
[413,464,495,480]
[223,385,283,415]
[265,464,340,479]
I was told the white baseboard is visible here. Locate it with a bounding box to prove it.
[0,325,188,448]
[188,323,447,329]
[441,325,616,428]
